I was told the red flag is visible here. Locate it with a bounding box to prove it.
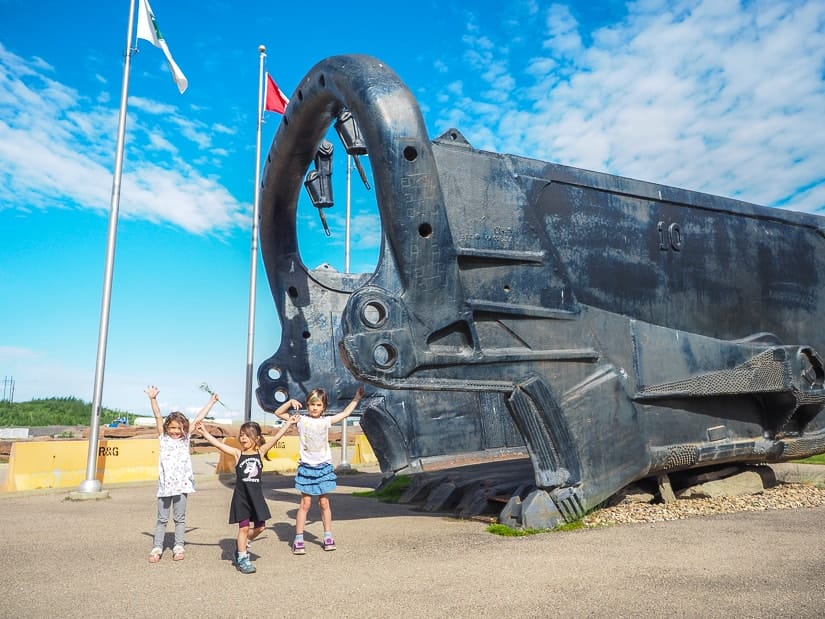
[265,73,289,114]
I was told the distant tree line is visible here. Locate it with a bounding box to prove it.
[0,397,132,427]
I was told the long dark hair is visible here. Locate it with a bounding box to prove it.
[239,421,273,460]
[239,422,264,448]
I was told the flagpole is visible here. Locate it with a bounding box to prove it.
[337,154,353,472]
[243,45,267,423]
[74,0,138,496]
[345,155,352,273]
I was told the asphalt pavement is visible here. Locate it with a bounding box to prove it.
[1,454,824,618]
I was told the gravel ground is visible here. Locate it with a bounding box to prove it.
[583,481,825,527]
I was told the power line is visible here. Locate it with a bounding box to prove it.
[1,376,14,403]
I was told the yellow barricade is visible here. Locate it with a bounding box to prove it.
[352,434,378,465]
[1,438,159,492]
[215,436,301,474]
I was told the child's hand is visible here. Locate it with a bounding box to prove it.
[287,414,300,425]
[210,392,220,403]
[145,385,159,399]
[355,386,365,400]
[288,398,303,410]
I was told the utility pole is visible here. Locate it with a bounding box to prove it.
[1,376,14,403]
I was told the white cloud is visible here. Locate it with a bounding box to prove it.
[434,0,825,214]
[0,42,248,235]
[147,132,178,154]
[128,95,177,115]
[212,123,234,135]
[543,3,584,56]
[0,346,40,362]
[123,164,249,234]
[349,212,383,250]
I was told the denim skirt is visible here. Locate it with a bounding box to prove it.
[295,462,337,495]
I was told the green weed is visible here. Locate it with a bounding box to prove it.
[793,454,825,465]
[353,475,412,503]
[487,519,584,536]
[487,523,550,536]
[554,519,585,532]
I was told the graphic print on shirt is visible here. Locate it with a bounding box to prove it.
[157,433,195,496]
[298,416,333,465]
[240,456,261,482]
[303,420,328,454]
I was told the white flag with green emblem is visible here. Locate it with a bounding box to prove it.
[136,0,188,94]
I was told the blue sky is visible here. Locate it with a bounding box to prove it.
[1,0,824,422]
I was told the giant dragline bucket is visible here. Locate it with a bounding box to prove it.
[256,55,825,527]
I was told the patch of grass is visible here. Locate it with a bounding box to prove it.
[487,519,585,536]
[554,519,585,532]
[487,523,550,536]
[352,475,412,503]
[792,454,825,465]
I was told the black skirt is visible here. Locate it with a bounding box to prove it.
[228,452,271,523]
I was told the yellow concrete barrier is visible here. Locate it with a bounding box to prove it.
[210,434,377,473]
[1,438,159,492]
[214,436,301,474]
[352,434,378,465]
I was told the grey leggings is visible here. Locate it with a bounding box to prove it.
[153,493,188,550]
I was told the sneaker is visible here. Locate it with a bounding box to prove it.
[235,553,256,574]
[148,548,162,563]
[292,540,306,555]
[172,545,185,561]
[323,537,337,552]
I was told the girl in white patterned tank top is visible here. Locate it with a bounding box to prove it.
[145,385,218,563]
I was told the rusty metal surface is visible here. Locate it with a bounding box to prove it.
[257,54,825,527]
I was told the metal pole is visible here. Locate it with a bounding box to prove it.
[76,0,137,495]
[345,154,352,273]
[339,155,352,470]
[243,45,267,423]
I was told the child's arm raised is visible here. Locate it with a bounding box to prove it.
[192,392,220,428]
[145,385,164,437]
[261,415,299,455]
[272,397,303,421]
[328,386,365,425]
[196,422,241,460]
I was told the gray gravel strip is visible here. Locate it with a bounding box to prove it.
[584,481,825,526]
